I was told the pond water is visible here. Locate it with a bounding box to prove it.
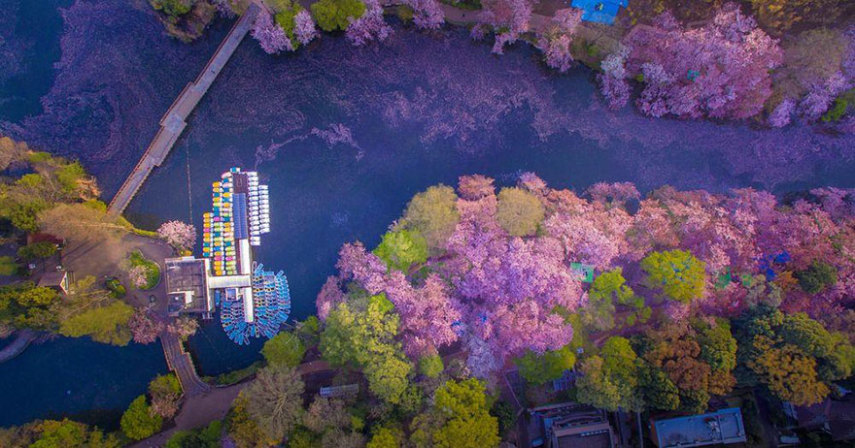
[0,336,167,427]
[1,0,853,425]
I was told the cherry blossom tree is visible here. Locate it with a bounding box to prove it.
[128,308,164,344]
[537,9,583,73]
[345,0,391,47]
[252,10,294,54]
[294,10,319,46]
[769,99,795,127]
[598,47,631,110]
[625,4,783,120]
[402,0,445,30]
[157,220,196,252]
[319,175,855,380]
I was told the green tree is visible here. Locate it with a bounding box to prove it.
[515,345,576,385]
[226,395,276,448]
[0,256,17,276]
[696,319,738,372]
[150,0,194,18]
[780,312,835,358]
[496,187,545,237]
[55,162,86,193]
[320,295,412,404]
[17,242,57,260]
[121,395,163,441]
[401,185,459,252]
[430,379,500,448]
[262,331,306,367]
[419,353,444,378]
[577,337,641,411]
[242,365,305,440]
[30,419,119,448]
[795,260,837,294]
[6,199,49,233]
[639,364,681,411]
[0,284,60,330]
[310,0,366,31]
[165,421,221,448]
[373,229,428,272]
[641,250,706,303]
[576,356,624,411]
[582,268,638,331]
[149,374,183,420]
[59,301,134,346]
[367,426,403,448]
[748,337,830,406]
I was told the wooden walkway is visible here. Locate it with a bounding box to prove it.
[161,331,211,397]
[106,2,262,217]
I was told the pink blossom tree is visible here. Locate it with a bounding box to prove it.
[128,308,164,344]
[769,99,795,127]
[157,220,196,252]
[345,0,391,47]
[294,10,319,46]
[402,0,445,30]
[251,10,294,54]
[598,46,631,110]
[624,4,783,120]
[537,9,582,73]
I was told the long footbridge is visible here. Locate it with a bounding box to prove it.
[106,2,261,217]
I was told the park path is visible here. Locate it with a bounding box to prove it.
[106,2,262,217]
[161,332,211,397]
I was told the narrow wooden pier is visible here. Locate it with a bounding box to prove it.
[107,3,261,217]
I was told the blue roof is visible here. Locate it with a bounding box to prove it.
[570,0,628,24]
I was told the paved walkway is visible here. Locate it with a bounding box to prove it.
[0,330,36,363]
[107,2,262,217]
[161,332,211,397]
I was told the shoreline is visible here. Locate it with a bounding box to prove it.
[0,330,37,363]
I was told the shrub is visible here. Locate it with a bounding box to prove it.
[795,260,837,294]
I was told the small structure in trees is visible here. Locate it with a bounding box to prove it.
[37,270,69,296]
[651,408,747,448]
[319,384,359,398]
[569,0,627,24]
[529,402,617,448]
[571,262,595,283]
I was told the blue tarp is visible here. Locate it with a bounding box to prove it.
[570,0,628,24]
[234,193,248,239]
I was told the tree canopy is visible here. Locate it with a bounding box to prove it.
[242,365,305,440]
[310,0,366,31]
[261,331,306,367]
[400,185,459,252]
[641,250,706,303]
[373,229,428,272]
[121,395,163,441]
[496,187,545,237]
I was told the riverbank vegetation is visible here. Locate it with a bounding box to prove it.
[167,173,851,447]
[153,0,853,130]
[0,136,196,348]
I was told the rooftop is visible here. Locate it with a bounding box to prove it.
[531,403,616,448]
[165,257,211,313]
[653,408,746,448]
